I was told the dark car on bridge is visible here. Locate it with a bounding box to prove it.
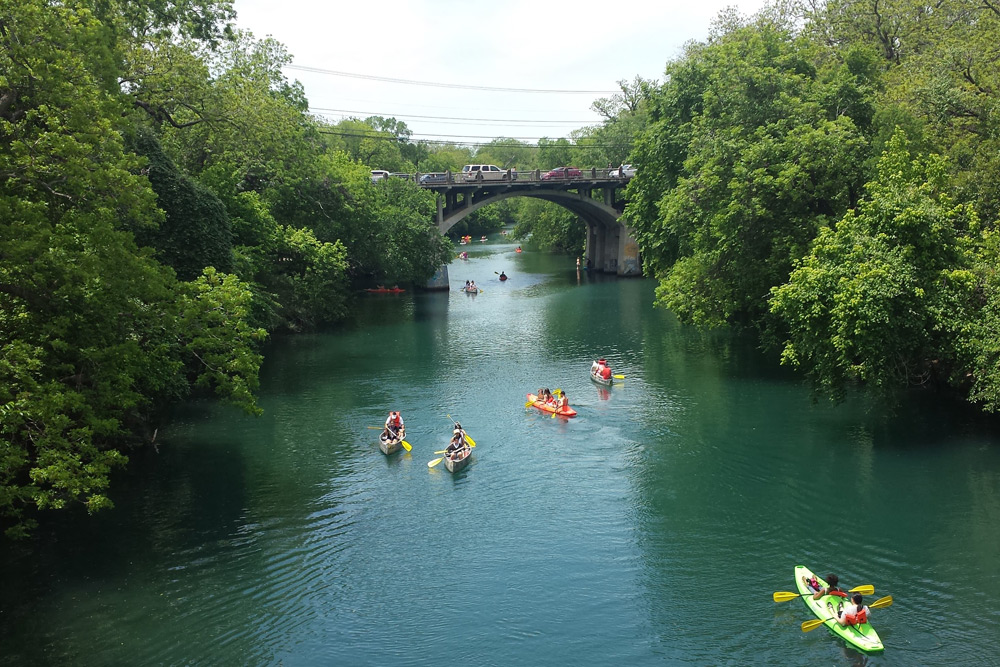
[541,167,582,180]
[419,172,450,184]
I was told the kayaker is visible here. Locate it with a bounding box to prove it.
[831,593,871,627]
[807,573,847,600]
[499,271,507,281]
[557,391,570,411]
[383,411,404,440]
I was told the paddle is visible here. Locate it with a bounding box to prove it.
[800,596,893,632]
[428,445,471,468]
[613,374,626,379]
[773,584,875,603]
[446,415,476,447]
[400,440,412,452]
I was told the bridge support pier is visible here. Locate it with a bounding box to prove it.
[425,263,450,290]
[585,223,642,276]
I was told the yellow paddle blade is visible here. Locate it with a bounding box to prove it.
[464,434,476,447]
[773,591,803,602]
[870,595,893,609]
[801,617,833,632]
[428,457,444,468]
[613,374,626,379]
[525,401,533,408]
[400,440,412,452]
[849,585,875,596]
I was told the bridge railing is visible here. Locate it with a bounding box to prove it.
[407,167,631,186]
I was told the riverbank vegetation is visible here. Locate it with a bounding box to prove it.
[0,0,454,537]
[625,3,1000,411]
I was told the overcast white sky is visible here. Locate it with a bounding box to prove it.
[232,0,769,144]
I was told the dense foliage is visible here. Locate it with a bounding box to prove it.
[0,0,450,537]
[624,1,1000,411]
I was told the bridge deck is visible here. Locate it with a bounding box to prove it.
[412,167,631,190]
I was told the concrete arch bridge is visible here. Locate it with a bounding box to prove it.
[416,169,642,283]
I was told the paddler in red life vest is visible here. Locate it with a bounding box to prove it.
[383,411,404,441]
[832,593,871,627]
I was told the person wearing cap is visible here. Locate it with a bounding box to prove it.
[831,593,871,626]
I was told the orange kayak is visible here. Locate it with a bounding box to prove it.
[526,393,577,417]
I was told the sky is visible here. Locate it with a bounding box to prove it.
[231,0,770,146]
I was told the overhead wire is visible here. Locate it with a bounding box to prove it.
[286,65,618,95]
[316,129,620,149]
[309,107,599,125]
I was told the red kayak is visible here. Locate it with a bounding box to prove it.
[526,393,577,417]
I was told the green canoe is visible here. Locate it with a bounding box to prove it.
[795,565,884,653]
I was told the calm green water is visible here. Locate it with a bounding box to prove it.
[3,235,1000,665]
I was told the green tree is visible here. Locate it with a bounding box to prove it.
[627,18,872,328]
[129,129,233,280]
[770,130,978,403]
[0,0,263,537]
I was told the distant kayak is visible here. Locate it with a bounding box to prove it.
[526,393,577,417]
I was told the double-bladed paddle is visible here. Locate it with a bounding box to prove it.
[800,595,893,632]
[773,584,874,603]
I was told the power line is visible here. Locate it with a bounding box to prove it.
[317,129,620,149]
[287,65,618,95]
[309,107,598,125]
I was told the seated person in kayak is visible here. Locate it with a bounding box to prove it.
[499,271,507,280]
[557,391,570,411]
[831,594,871,627]
[803,572,847,600]
[383,411,404,440]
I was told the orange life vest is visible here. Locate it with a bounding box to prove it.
[842,606,868,625]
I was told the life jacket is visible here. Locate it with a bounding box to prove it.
[828,588,848,598]
[601,366,612,379]
[842,606,868,625]
[389,413,402,428]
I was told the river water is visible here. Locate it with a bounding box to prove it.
[2,235,999,665]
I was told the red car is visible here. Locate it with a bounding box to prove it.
[541,167,582,180]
